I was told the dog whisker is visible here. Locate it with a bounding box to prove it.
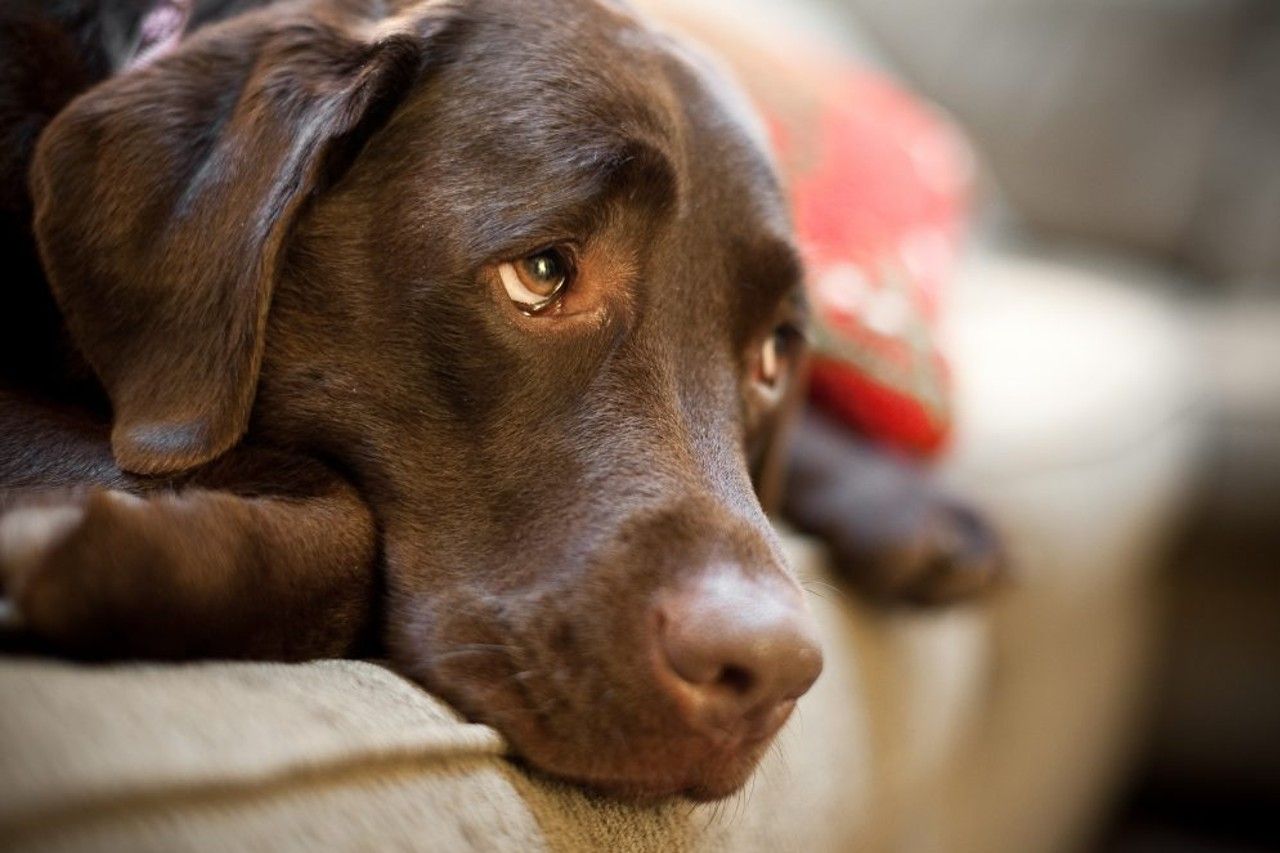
[801,578,848,603]
[428,643,517,664]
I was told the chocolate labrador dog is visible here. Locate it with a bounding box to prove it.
[0,0,1000,799]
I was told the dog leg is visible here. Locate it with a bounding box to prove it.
[782,408,1005,606]
[0,464,377,660]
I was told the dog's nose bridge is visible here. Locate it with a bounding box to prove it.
[582,360,786,577]
[602,483,792,593]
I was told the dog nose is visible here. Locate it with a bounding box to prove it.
[654,569,823,739]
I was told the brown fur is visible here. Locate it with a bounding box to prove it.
[0,0,1001,800]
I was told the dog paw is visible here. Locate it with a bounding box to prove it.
[845,498,1007,607]
[782,411,1007,607]
[0,490,145,649]
[0,503,87,590]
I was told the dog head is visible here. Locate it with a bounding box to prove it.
[32,0,821,799]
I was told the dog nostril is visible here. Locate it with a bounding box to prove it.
[655,568,823,736]
[717,664,755,696]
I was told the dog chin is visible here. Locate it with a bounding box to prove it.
[503,721,773,802]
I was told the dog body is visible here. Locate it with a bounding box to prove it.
[0,0,998,799]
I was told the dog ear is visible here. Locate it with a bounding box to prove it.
[31,4,447,476]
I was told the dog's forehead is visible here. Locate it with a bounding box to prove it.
[655,31,778,179]
[656,31,793,236]
[414,0,789,232]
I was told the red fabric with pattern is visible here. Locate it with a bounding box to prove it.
[749,57,973,457]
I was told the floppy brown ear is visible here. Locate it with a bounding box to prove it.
[30,4,443,476]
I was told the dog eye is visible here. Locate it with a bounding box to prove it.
[757,323,801,388]
[499,247,573,314]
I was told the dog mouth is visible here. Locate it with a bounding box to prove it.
[382,508,821,801]
[414,640,796,802]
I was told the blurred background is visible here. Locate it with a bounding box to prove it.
[659,0,1280,849]
[829,2,1280,850]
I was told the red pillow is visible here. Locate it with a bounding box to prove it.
[733,43,974,457]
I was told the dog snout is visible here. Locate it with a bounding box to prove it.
[653,568,823,742]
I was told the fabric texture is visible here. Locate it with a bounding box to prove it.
[697,16,973,457]
[769,65,970,457]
